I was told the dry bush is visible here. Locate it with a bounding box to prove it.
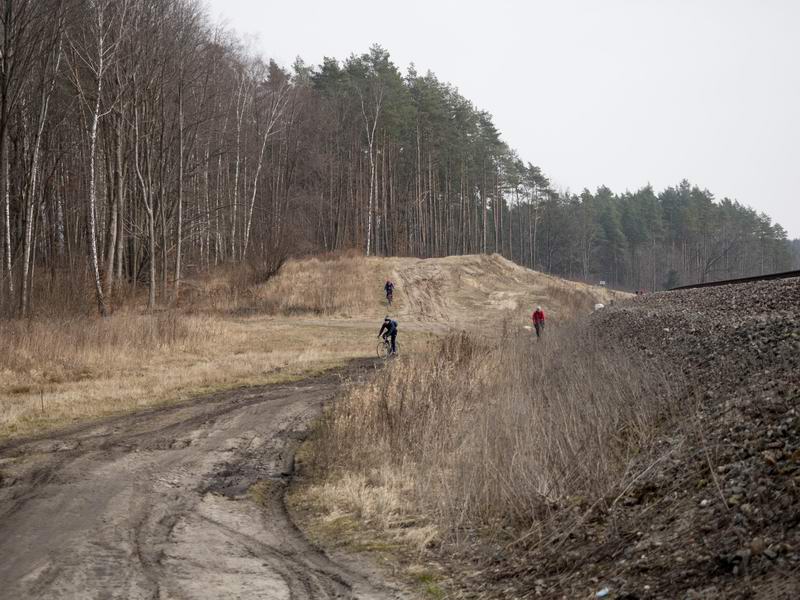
[247,255,384,316]
[227,247,289,294]
[177,253,382,316]
[310,248,365,262]
[308,321,678,544]
[0,268,93,319]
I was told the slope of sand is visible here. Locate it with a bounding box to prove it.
[388,254,622,325]
[259,253,625,329]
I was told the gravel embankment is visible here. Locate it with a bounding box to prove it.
[486,277,800,599]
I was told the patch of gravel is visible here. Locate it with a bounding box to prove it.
[463,277,800,599]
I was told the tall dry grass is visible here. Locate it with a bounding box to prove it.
[245,255,385,316]
[0,253,390,439]
[0,268,95,319]
[0,311,380,439]
[0,312,206,381]
[183,254,387,317]
[302,321,679,546]
[0,312,209,396]
[1,253,623,443]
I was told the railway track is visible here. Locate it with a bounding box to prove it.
[670,268,800,290]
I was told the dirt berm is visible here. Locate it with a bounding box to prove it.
[473,277,800,599]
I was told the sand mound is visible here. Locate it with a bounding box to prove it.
[260,253,624,327]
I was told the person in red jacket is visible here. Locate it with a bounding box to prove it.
[532,305,545,338]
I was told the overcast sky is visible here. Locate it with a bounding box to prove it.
[205,0,800,238]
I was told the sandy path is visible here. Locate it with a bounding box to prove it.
[0,360,408,599]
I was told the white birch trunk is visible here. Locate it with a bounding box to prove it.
[243,84,287,259]
[174,80,183,298]
[230,73,249,261]
[360,85,382,257]
[19,29,61,315]
[87,53,106,315]
[2,138,10,295]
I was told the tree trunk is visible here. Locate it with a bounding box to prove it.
[174,82,183,298]
[86,68,106,316]
[104,114,123,302]
[2,135,11,297]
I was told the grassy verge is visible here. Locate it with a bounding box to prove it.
[0,253,434,441]
[0,314,376,440]
[288,321,680,596]
[287,444,451,599]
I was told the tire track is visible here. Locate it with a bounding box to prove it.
[0,360,407,599]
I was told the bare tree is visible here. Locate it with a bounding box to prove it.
[242,62,289,259]
[66,0,127,315]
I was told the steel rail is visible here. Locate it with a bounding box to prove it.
[670,269,800,291]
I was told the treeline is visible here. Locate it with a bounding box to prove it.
[0,0,795,317]
[517,182,795,290]
[791,240,800,269]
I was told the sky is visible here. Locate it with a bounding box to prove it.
[204,0,800,238]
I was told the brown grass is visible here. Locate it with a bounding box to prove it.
[1,312,205,374]
[296,320,678,551]
[176,256,389,317]
[185,253,623,323]
[0,255,417,440]
[0,313,385,439]
[252,256,387,316]
[0,254,622,442]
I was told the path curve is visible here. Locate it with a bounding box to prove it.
[0,360,407,599]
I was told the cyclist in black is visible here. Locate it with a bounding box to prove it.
[384,280,395,305]
[378,316,398,354]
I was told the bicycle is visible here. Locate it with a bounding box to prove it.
[376,335,399,359]
[386,290,393,306]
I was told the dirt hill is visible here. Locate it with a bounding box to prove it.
[253,253,623,327]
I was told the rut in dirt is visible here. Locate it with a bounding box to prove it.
[0,360,407,600]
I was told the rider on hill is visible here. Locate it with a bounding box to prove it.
[378,316,398,354]
[384,280,395,303]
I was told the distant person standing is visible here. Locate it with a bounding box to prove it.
[532,305,545,338]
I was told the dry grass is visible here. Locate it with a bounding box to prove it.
[0,254,397,439]
[1,253,621,442]
[1,312,206,376]
[178,255,392,318]
[296,322,678,551]
[185,253,622,324]
[0,314,383,440]
[253,256,388,316]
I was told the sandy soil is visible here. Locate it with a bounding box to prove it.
[384,254,620,325]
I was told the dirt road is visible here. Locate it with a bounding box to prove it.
[0,361,407,599]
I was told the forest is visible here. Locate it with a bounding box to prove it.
[1,0,796,317]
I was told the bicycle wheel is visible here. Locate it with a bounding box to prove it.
[376,340,390,359]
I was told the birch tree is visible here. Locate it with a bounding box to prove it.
[242,61,289,259]
[17,3,63,315]
[66,0,127,315]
